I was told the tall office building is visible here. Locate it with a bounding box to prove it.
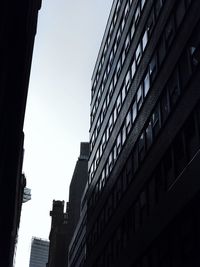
[86,0,200,266]
[0,1,41,266]
[67,142,89,239]
[47,143,89,267]
[29,237,49,267]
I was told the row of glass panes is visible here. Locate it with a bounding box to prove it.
[89,0,163,182]
[91,0,122,98]
[90,0,147,128]
[89,0,194,212]
[88,44,196,254]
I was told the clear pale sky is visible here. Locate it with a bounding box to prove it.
[15,1,113,266]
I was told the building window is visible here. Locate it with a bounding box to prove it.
[136,43,142,65]
[125,70,131,90]
[97,118,100,132]
[117,133,121,155]
[149,53,157,82]
[97,89,101,103]
[103,72,107,85]
[124,2,130,19]
[125,33,130,52]
[122,83,126,102]
[116,59,121,76]
[109,81,114,98]
[106,126,109,142]
[121,17,125,31]
[141,0,146,9]
[142,30,148,51]
[109,50,114,65]
[114,73,117,86]
[109,116,113,133]
[135,5,140,26]
[116,28,121,45]
[99,143,102,158]
[113,106,117,123]
[117,94,121,114]
[101,169,106,188]
[137,85,143,110]
[113,144,117,162]
[96,148,100,165]
[131,60,136,78]
[109,153,113,172]
[105,162,109,179]
[114,42,117,54]
[91,133,95,147]
[122,124,126,145]
[131,20,135,39]
[106,91,110,107]
[144,71,150,96]
[126,110,132,134]
[122,49,126,65]
[132,100,137,123]
[116,0,121,13]
[102,133,106,150]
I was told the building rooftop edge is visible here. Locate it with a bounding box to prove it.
[91,0,117,83]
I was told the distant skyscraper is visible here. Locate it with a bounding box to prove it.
[29,237,49,267]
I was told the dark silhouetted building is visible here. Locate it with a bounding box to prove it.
[47,143,89,267]
[0,1,41,266]
[68,183,88,267]
[47,200,68,267]
[29,237,49,267]
[86,0,200,266]
[67,143,89,240]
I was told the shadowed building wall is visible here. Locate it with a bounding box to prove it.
[0,1,41,266]
[67,142,89,241]
[47,201,68,267]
